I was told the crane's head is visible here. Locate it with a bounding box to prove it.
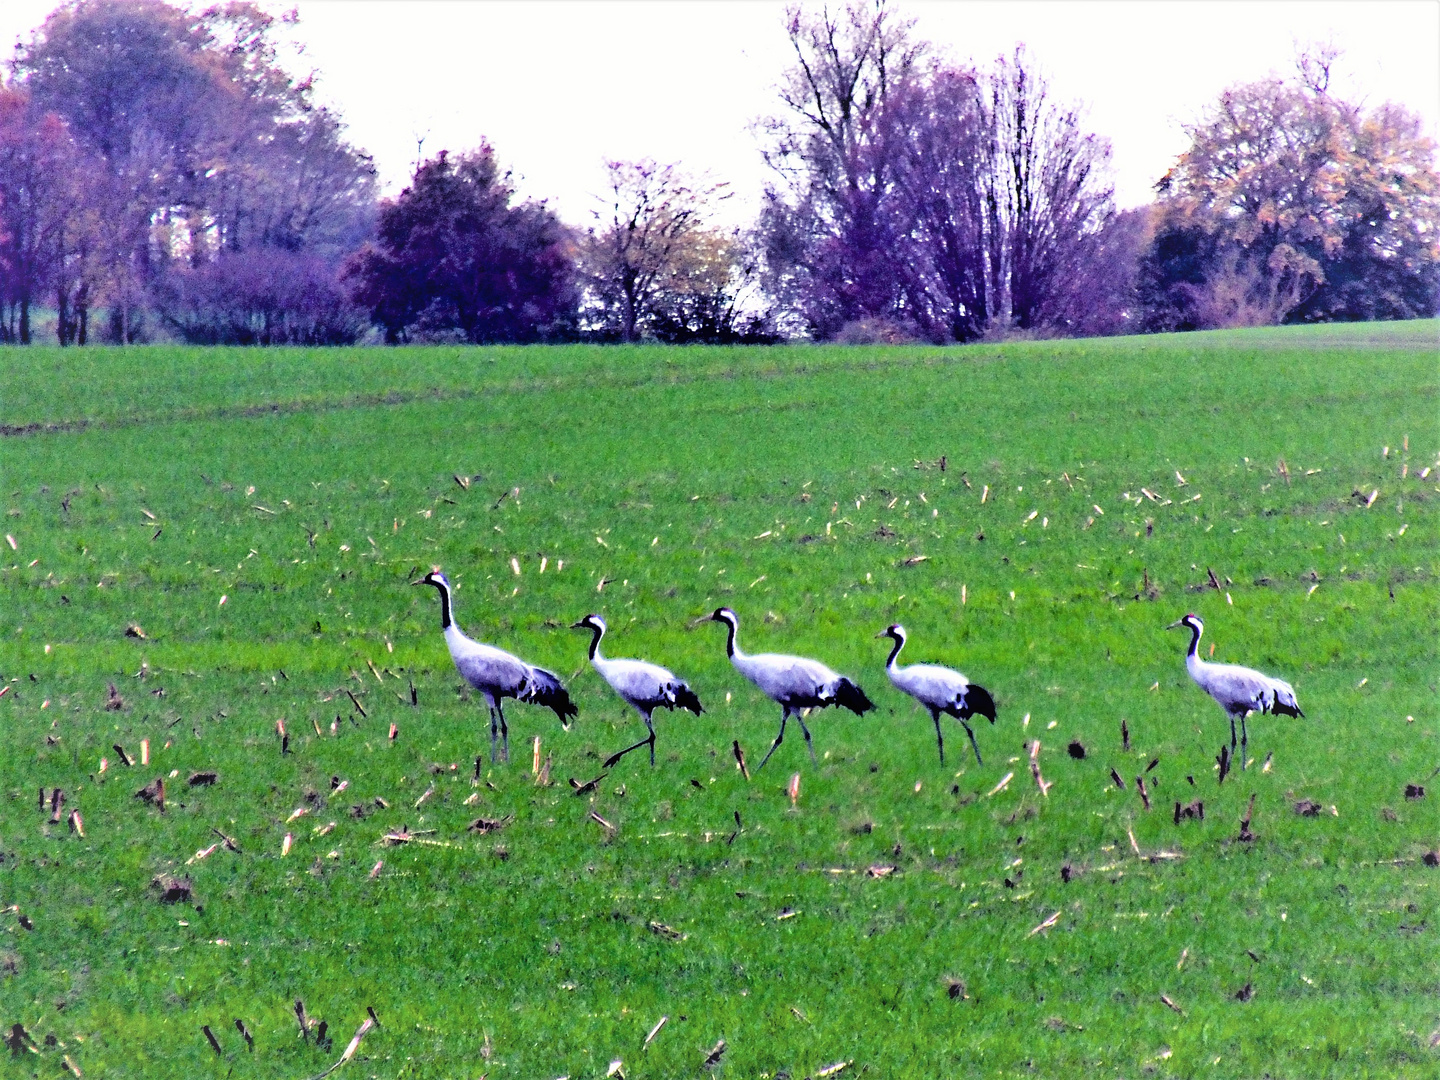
[1166,613,1203,632]
[709,607,738,629]
[875,623,906,641]
[412,567,449,590]
[571,613,606,633]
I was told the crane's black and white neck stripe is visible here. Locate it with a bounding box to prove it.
[1177,612,1204,659]
[419,568,456,630]
[882,623,907,668]
[577,612,608,661]
[712,607,741,658]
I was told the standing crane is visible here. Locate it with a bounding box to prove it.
[877,624,997,765]
[414,568,576,763]
[1167,613,1303,768]
[708,607,873,769]
[571,613,703,768]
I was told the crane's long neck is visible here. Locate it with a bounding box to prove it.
[722,617,743,660]
[431,581,454,631]
[586,624,605,663]
[885,633,905,669]
[1184,621,1205,678]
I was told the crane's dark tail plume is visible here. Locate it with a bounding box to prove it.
[833,678,874,715]
[1269,697,1304,719]
[958,684,997,723]
[672,683,704,716]
[523,668,578,726]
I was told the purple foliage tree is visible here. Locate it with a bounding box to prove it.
[346,147,577,344]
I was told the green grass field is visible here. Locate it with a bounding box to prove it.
[1,322,1437,1079]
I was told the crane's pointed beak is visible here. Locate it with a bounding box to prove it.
[873,629,891,639]
[569,620,588,630]
[686,614,712,630]
[1165,618,1185,630]
[410,577,427,586]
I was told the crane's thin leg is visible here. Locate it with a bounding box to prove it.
[796,712,817,765]
[959,719,982,765]
[603,714,657,769]
[931,710,945,766]
[1240,715,1248,770]
[758,709,790,770]
[488,705,499,764]
[497,702,510,764]
[1230,716,1237,752]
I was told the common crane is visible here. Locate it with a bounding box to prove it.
[571,613,703,768]
[877,624,997,765]
[708,607,873,769]
[1167,613,1302,768]
[414,568,576,763]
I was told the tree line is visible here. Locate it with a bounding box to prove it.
[0,0,1434,347]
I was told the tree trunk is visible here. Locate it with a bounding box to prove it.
[621,267,639,342]
[56,281,70,346]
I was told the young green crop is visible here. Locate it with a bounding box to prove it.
[0,322,1436,1078]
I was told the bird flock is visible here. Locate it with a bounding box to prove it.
[415,568,1304,772]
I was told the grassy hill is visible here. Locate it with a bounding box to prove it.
[1,322,1437,1078]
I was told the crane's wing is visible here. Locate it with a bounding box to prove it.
[737,653,830,701]
[521,665,578,726]
[957,682,997,723]
[452,641,531,696]
[598,656,704,716]
[669,681,704,715]
[1198,662,1274,715]
[895,663,965,706]
[830,676,874,715]
[1264,678,1303,718]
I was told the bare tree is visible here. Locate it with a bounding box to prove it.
[890,64,990,340]
[760,8,1113,341]
[580,160,732,342]
[757,0,925,338]
[982,47,1114,333]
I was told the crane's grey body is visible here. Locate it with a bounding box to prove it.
[572,614,703,767]
[1169,613,1302,767]
[879,624,997,765]
[709,607,873,769]
[416,569,576,762]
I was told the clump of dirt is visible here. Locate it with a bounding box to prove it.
[151,874,193,904]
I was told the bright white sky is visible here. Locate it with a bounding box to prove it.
[3,1,1437,226]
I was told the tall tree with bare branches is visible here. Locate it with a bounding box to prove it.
[580,159,736,341]
[759,7,1113,341]
[757,0,925,338]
